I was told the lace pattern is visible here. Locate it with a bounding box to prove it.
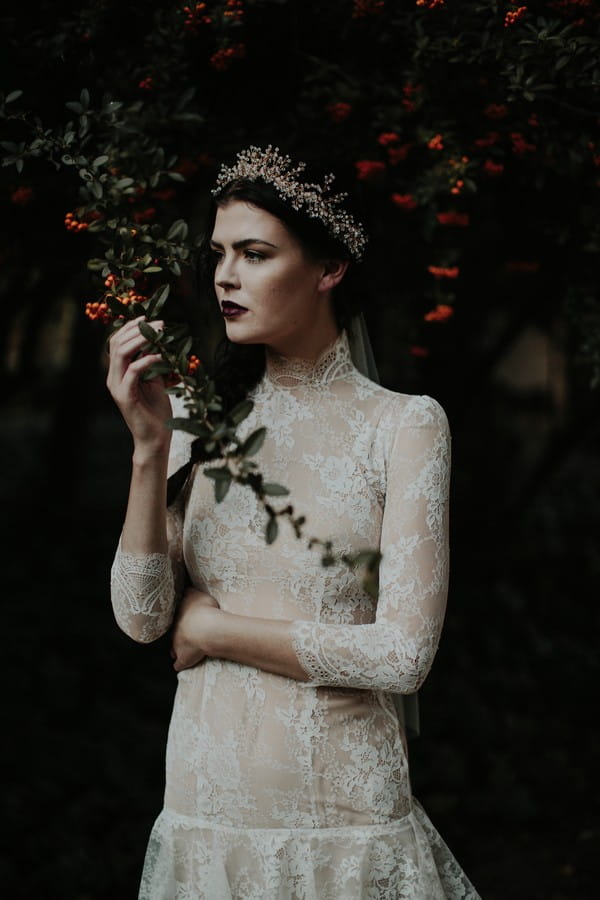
[110,395,192,643]
[265,332,355,388]
[290,393,450,692]
[109,332,477,898]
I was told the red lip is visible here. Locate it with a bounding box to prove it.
[221,300,248,318]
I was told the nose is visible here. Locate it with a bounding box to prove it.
[215,253,240,292]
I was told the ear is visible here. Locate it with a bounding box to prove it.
[317,258,349,293]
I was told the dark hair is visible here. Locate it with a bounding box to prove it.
[197,175,366,413]
[166,171,367,505]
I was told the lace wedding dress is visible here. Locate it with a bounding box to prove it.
[111,332,480,899]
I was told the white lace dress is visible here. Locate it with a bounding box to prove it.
[111,332,480,899]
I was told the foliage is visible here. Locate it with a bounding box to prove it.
[1,0,599,566]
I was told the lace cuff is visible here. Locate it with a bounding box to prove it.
[110,541,178,644]
[290,619,437,693]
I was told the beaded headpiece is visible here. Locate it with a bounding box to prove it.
[211,145,368,261]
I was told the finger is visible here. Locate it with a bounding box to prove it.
[107,326,155,386]
[107,334,155,384]
[108,318,165,360]
[109,353,164,406]
[119,353,165,391]
[107,316,147,351]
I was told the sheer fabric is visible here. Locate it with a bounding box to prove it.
[111,332,479,899]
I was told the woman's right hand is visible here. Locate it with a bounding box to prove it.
[106,316,173,454]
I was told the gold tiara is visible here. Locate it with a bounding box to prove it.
[211,145,368,261]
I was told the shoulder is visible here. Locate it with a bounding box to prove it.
[366,391,450,471]
[357,379,449,434]
[385,392,449,431]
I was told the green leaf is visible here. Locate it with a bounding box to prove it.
[91,181,103,199]
[6,90,23,104]
[146,283,170,318]
[143,265,163,273]
[205,467,233,502]
[205,466,232,482]
[141,361,173,380]
[93,155,109,167]
[179,336,193,360]
[138,321,158,342]
[66,101,83,114]
[167,171,186,182]
[228,398,254,426]
[168,417,211,438]
[263,483,290,497]
[266,517,279,545]
[351,550,382,572]
[167,218,189,241]
[114,177,134,189]
[214,476,232,503]
[80,88,90,108]
[240,427,266,458]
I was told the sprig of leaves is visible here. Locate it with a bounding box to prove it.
[129,312,382,597]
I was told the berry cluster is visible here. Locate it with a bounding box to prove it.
[352,0,385,18]
[65,211,89,233]
[428,265,460,279]
[187,355,201,374]
[392,193,418,211]
[504,5,527,27]
[183,2,213,31]
[326,102,352,124]
[11,186,33,206]
[85,278,148,324]
[65,210,102,233]
[223,0,243,21]
[84,300,111,324]
[210,42,246,71]
[437,211,470,227]
[424,303,454,322]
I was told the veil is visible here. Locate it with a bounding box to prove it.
[347,314,421,741]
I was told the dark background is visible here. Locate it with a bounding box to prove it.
[2,2,599,897]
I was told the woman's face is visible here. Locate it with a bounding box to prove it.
[210,200,340,358]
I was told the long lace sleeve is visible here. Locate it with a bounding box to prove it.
[290,395,450,693]
[110,397,192,644]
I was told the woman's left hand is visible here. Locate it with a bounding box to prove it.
[171,588,221,672]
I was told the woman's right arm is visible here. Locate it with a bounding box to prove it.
[107,316,189,644]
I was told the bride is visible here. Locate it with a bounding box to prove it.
[108,146,480,898]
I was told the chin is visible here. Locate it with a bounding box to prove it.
[224,321,265,345]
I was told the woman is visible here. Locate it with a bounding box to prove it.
[108,146,479,898]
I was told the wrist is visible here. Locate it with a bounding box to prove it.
[202,607,229,658]
[132,438,171,467]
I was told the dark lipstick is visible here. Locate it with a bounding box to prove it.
[221,300,248,318]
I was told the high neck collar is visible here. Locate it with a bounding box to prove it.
[264,331,355,388]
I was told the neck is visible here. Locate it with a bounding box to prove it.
[265,308,339,362]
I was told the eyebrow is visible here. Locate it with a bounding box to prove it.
[210,238,278,250]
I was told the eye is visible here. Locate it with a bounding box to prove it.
[244,249,265,263]
[210,248,224,264]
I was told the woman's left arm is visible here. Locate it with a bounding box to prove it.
[172,396,450,691]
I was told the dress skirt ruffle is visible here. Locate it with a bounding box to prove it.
[139,802,480,900]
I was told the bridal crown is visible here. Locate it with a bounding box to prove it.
[211,145,368,261]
